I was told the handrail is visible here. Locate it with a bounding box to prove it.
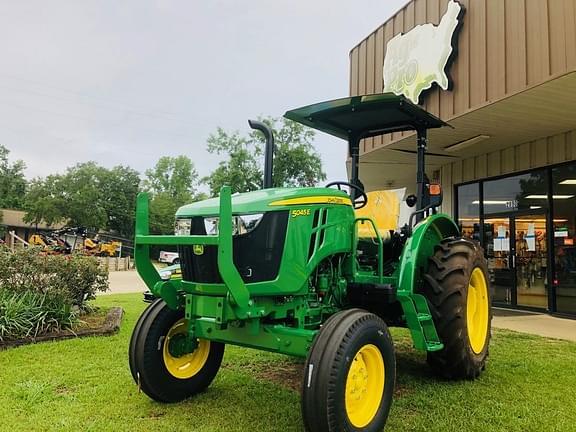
[354,217,384,283]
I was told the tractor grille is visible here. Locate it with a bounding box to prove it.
[178,211,289,284]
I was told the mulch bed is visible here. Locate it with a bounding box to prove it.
[0,306,124,350]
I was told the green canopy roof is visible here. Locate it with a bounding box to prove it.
[284,93,448,141]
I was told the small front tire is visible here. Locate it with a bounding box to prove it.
[129,300,224,402]
[302,309,396,432]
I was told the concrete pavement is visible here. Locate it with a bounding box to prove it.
[103,270,148,295]
[103,271,576,342]
[492,308,576,342]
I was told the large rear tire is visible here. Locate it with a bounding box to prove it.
[302,309,396,432]
[129,300,224,402]
[422,238,491,379]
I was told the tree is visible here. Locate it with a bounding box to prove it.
[143,156,203,234]
[204,117,326,196]
[205,128,263,196]
[100,165,141,237]
[24,162,141,237]
[23,175,67,227]
[266,118,325,188]
[143,156,199,202]
[0,145,27,210]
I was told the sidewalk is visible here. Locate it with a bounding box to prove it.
[493,308,576,342]
[103,270,148,295]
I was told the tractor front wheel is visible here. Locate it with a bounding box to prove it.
[129,300,224,402]
[301,309,396,432]
[422,238,491,379]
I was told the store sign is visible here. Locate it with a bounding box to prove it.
[383,0,464,104]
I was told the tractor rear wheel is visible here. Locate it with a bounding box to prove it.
[129,300,224,402]
[422,238,491,379]
[301,309,396,432]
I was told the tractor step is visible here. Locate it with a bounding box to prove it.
[416,313,432,322]
[398,293,443,352]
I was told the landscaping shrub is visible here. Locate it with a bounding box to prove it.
[0,247,108,306]
[0,289,75,341]
[0,246,109,341]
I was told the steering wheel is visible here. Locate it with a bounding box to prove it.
[325,181,368,209]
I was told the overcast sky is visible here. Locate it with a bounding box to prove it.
[1,0,405,187]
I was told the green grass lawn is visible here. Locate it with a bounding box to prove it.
[1,293,575,432]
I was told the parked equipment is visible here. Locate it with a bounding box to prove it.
[83,235,121,257]
[28,232,71,254]
[129,93,491,431]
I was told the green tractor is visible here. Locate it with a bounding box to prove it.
[129,93,491,431]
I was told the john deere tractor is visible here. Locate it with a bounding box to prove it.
[129,93,491,431]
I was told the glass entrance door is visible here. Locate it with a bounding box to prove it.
[515,215,548,309]
[485,217,514,305]
[485,213,549,310]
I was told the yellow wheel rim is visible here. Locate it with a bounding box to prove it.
[466,267,489,354]
[162,319,210,379]
[345,344,385,428]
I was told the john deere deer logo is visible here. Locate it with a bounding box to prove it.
[383,0,464,104]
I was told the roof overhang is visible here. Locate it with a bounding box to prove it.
[358,71,576,190]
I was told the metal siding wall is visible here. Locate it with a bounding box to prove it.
[486,0,506,100]
[505,0,527,93]
[517,143,531,170]
[441,162,453,215]
[349,0,576,154]
[365,34,376,151]
[469,0,488,107]
[475,154,487,179]
[350,49,359,97]
[453,0,470,113]
[525,0,550,85]
[373,27,385,150]
[567,0,576,70]
[441,129,576,217]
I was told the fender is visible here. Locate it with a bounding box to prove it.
[397,213,460,296]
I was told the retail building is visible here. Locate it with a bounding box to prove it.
[350,0,576,316]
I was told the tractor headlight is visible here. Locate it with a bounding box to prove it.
[174,218,192,236]
[203,213,264,236]
[159,270,172,280]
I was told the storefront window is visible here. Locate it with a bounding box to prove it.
[552,163,576,315]
[483,170,549,215]
[454,163,576,316]
[456,182,480,241]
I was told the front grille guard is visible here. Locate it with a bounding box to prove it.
[134,186,250,309]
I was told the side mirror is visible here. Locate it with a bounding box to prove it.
[406,194,417,208]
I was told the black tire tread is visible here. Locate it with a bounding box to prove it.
[302,309,396,432]
[422,237,492,380]
[129,301,224,403]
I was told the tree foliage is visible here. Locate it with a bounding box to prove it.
[0,145,27,210]
[204,128,263,196]
[143,156,198,201]
[23,162,140,237]
[204,117,326,196]
[143,156,204,234]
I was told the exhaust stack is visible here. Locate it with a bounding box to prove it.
[248,120,275,189]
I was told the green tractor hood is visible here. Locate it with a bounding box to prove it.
[176,187,352,217]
